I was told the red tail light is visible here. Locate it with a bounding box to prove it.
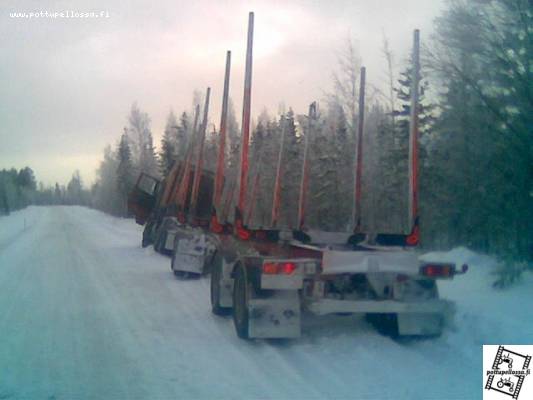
[281,262,296,274]
[420,263,454,278]
[262,261,297,275]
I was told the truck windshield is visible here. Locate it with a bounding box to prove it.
[138,175,158,196]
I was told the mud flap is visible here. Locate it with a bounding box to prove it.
[172,234,207,274]
[172,232,216,274]
[248,291,301,338]
[397,313,443,336]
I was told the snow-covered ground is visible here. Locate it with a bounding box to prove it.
[0,206,531,399]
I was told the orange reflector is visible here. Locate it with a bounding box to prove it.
[263,262,278,274]
[421,264,453,277]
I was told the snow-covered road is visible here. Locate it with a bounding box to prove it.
[0,206,531,399]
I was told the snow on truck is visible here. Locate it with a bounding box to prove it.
[128,12,468,339]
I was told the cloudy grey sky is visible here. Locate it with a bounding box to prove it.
[1,0,445,186]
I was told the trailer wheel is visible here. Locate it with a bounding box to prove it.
[233,265,250,339]
[173,270,199,279]
[211,254,231,316]
[365,313,399,338]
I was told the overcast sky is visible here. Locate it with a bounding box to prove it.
[1,0,445,186]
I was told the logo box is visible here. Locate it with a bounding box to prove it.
[484,345,532,400]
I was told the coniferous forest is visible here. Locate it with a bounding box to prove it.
[2,0,530,284]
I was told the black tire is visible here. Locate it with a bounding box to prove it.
[210,254,231,316]
[154,228,167,253]
[174,270,190,279]
[142,222,154,248]
[233,265,250,339]
[365,313,399,338]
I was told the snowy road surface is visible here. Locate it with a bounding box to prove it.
[0,206,531,399]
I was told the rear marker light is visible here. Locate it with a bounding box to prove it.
[455,263,468,275]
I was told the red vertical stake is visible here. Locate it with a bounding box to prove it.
[236,12,254,225]
[407,29,420,244]
[352,66,366,231]
[177,104,200,215]
[190,87,211,218]
[214,51,231,211]
[246,172,260,226]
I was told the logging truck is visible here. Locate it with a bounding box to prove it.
[128,12,467,339]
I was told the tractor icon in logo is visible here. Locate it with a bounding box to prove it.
[497,377,515,393]
[498,353,514,370]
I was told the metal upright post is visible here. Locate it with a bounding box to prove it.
[297,102,316,231]
[408,30,420,239]
[271,116,286,228]
[236,12,254,230]
[214,51,231,211]
[352,66,366,231]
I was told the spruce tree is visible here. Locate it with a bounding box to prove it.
[117,133,134,216]
[160,111,178,176]
[175,112,190,161]
[427,0,531,281]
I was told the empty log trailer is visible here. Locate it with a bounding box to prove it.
[128,95,217,276]
[129,13,468,339]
